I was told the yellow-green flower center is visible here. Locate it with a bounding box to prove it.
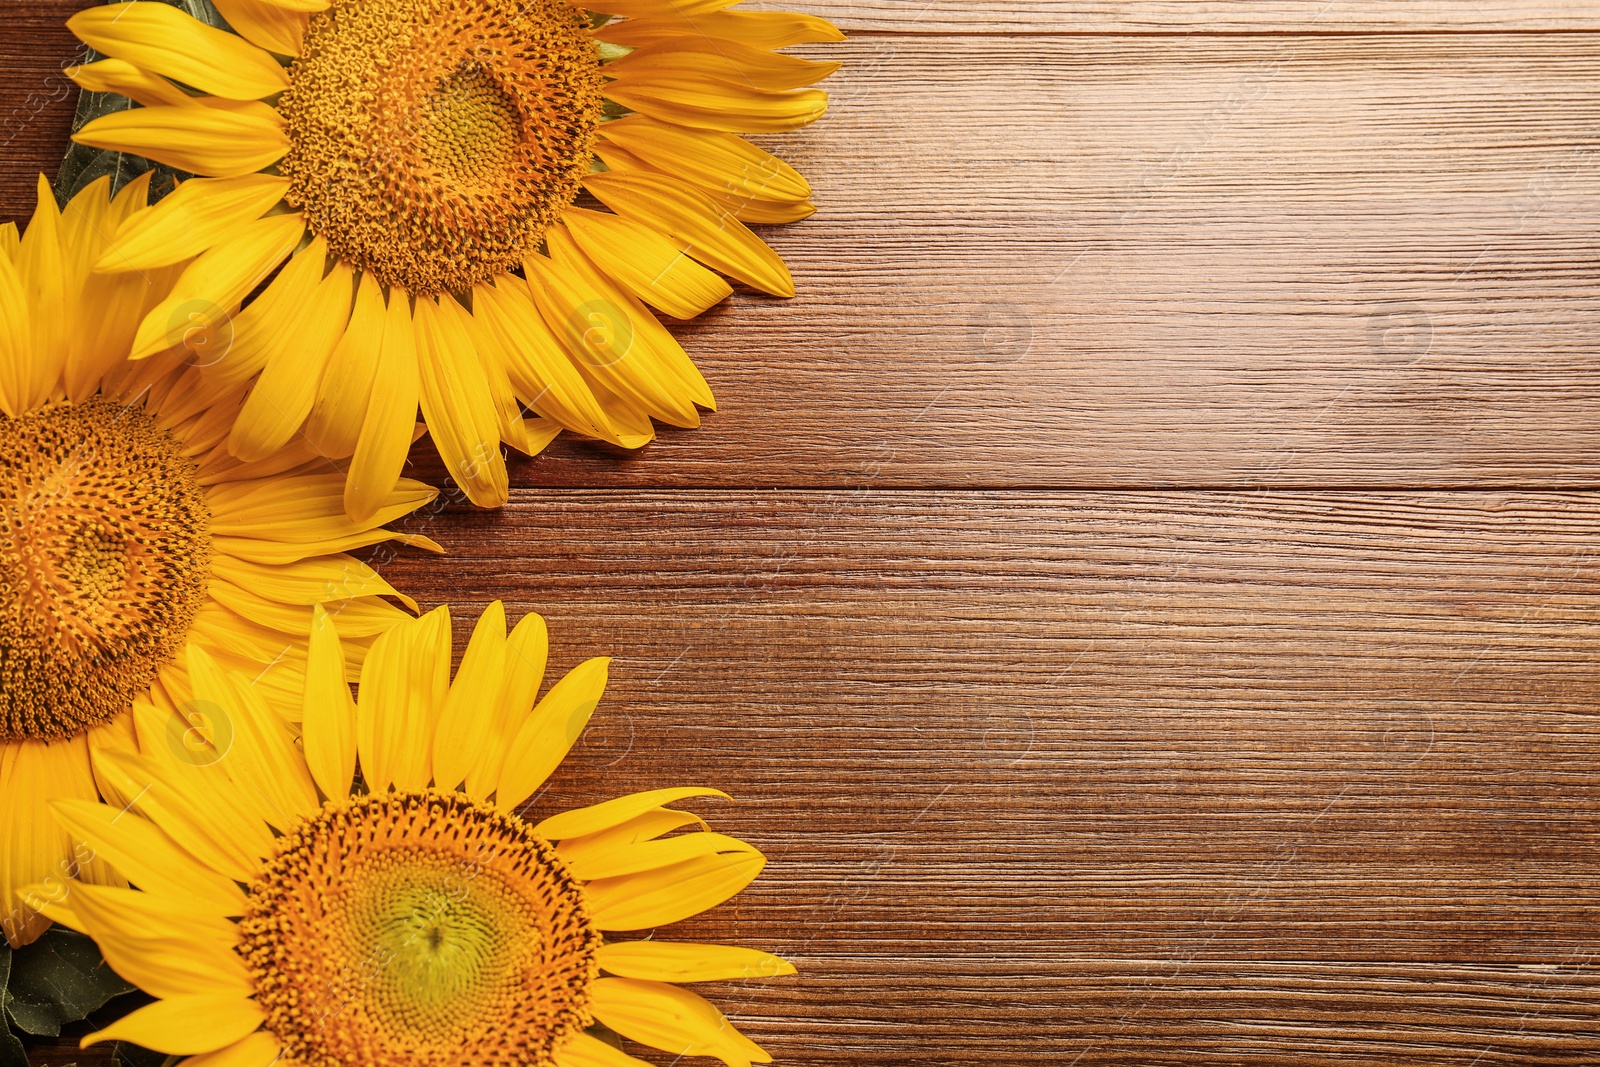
[277,0,605,296]
[240,792,601,1066]
[0,397,210,743]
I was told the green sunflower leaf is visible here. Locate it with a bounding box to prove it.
[4,928,134,1039]
[54,0,230,206]
[0,945,27,1067]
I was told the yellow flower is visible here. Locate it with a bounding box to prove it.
[67,0,841,515]
[29,602,788,1067]
[0,174,439,948]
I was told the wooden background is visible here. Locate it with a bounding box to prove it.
[9,1,1600,1063]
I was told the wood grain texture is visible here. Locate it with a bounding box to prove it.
[749,0,1600,35]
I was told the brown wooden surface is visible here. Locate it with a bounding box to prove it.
[9,1,1600,1064]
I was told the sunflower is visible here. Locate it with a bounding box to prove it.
[26,601,788,1067]
[0,173,440,949]
[65,0,841,516]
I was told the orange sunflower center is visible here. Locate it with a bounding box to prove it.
[278,0,605,296]
[239,792,601,1067]
[0,398,210,744]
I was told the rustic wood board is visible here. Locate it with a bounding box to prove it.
[6,0,1600,1064]
[748,1,1600,34]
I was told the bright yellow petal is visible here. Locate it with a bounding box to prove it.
[495,656,610,811]
[179,1031,284,1067]
[73,102,289,179]
[590,978,772,1067]
[562,830,758,882]
[210,0,307,56]
[209,553,415,610]
[555,807,705,871]
[536,787,728,841]
[1,738,94,946]
[554,1032,656,1067]
[358,608,449,792]
[67,57,197,109]
[130,211,303,359]
[0,216,35,418]
[603,74,827,135]
[210,528,443,566]
[16,175,67,409]
[597,941,795,983]
[597,9,844,49]
[471,278,619,444]
[465,609,547,800]
[345,284,421,522]
[587,0,735,14]
[206,235,325,388]
[413,295,507,508]
[228,260,354,462]
[585,850,765,932]
[301,605,358,800]
[81,995,266,1055]
[68,2,290,100]
[584,170,794,297]
[66,885,249,999]
[432,601,507,793]
[607,37,838,92]
[304,271,383,459]
[98,174,288,272]
[48,798,247,917]
[562,207,732,320]
[207,472,435,541]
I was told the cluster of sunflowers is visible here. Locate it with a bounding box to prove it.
[1,0,837,1062]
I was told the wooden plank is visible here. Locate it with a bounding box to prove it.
[354,490,1600,1063]
[493,33,1600,489]
[0,3,88,213]
[752,1,1600,35]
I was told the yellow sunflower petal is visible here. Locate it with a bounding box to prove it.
[562,208,732,320]
[346,287,421,522]
[178,1031,284,1067]
[130,211,304,359]
[210,554,414,610]
[81,995,266,1055]
[16,175,67,408]
[603,73,827,135]
[210,529,443,566]
[586,0,736,14]
[211,0,308,56]
[305,271,384,459]
[584,170,794,297]
[413,295,507,509]
[2,739,87,946]
[554,1032,656,1067]
[457,301,540,456]
[495,656,610,811]
[561,831,758,882]
[555,807,705,870]
[585,849,765,931]
[590,978,772,1067]
[470,278,619,445]
[73,102,289,179]
[523,249,699,427]
[597,941,796,983]
[207,472,435,541]
[358,608,450,792]
[431,602,507,793]
[98,174,289,272]
[607,37,838,92]
[597,9,844,49]
[228,260,354,462]
[464,609,547,799]
[536,787,728,841]
[301,605,357,800]
[66,57,197,109]
[206,235,325,389]
[596,130,815,223]
[48,798,247,917]
[90,748,266,882]
[68,2,290,100]
[66,886,249,999]
[0,218,37,418]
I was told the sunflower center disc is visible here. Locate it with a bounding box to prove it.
[279,0,605,296]
[0,398,210,743]
[241,792,600,1066]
